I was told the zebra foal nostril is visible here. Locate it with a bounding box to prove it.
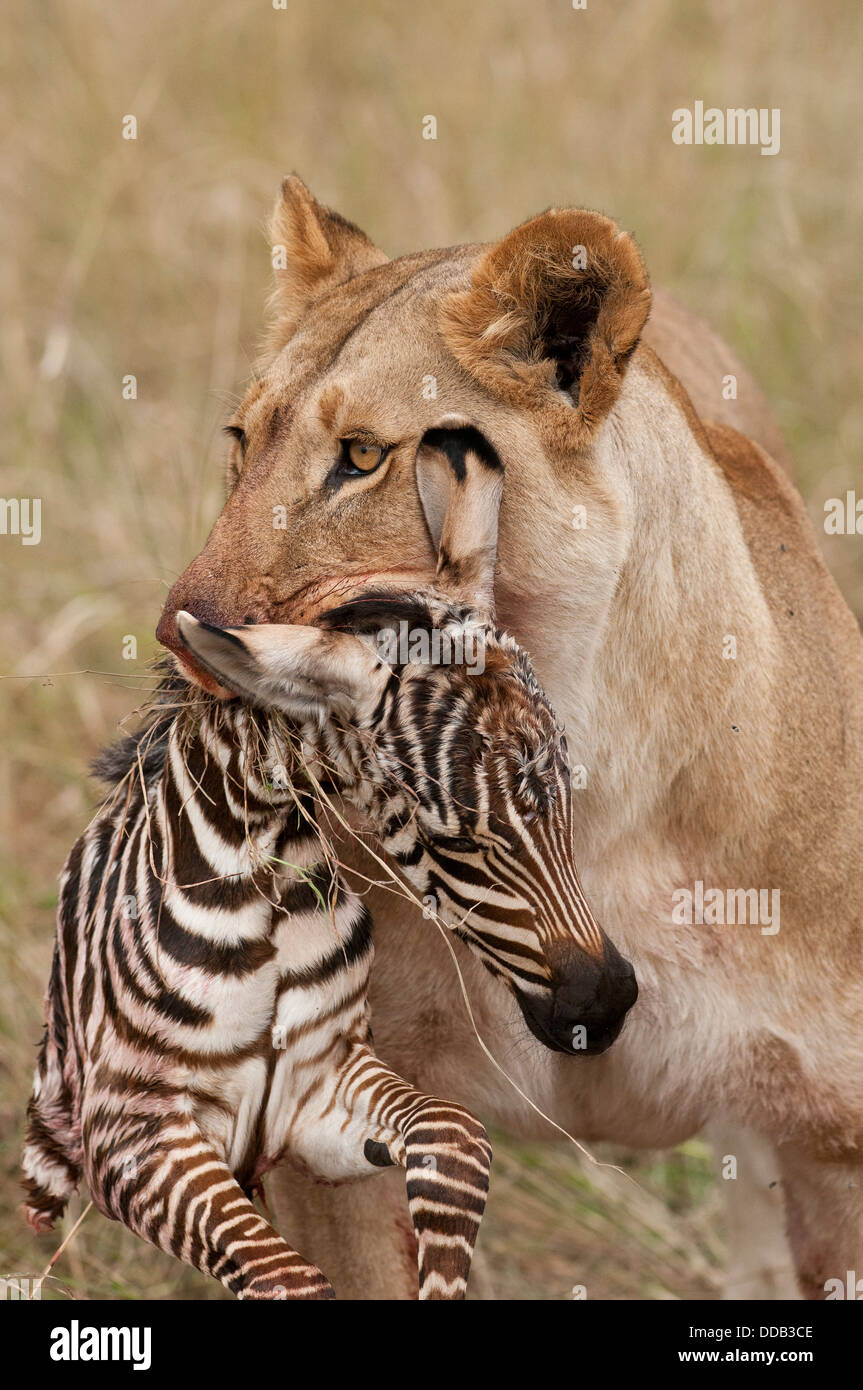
[514,944,639,1057]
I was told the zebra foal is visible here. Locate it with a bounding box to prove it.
[22,683,493,1300]
[23,443,636,1299]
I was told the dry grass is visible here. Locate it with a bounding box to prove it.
[2,0,860,1299]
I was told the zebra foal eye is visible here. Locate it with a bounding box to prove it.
[441,835,478,854]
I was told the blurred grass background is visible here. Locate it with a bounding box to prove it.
[2,0,861,1299]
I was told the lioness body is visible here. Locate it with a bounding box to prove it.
[156,181,863,1299]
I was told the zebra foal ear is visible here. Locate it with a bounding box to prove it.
[175,612,389,719]
[415,418,504,618]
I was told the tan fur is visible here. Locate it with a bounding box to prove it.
[157,179,863,1299]
[441,208,651,452]
[264,176,389,354]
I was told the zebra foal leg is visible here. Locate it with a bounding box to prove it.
[22,1066,82,1232]
[21,960,82,1232]
[356,1072,492,1301]
[283,1056,492,1299]
[398,1098,492,1300]
[84,1106,335,1299]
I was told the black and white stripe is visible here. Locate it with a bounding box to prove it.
[24,594,629,1297]
[23,690,490,1300]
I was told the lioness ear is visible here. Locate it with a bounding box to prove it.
[265,175,389,355]
[175,612,389,721]
[441,207,651,447]
[415,419,503,617]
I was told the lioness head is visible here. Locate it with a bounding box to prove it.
[156,175,651,692]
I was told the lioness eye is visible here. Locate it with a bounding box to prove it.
[345,440,384,473]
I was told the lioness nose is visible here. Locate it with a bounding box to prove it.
[157,593,228,657]
[155,604,182,655]
[156,592,242,694]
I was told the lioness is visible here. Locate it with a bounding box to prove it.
[156,177,863,1300]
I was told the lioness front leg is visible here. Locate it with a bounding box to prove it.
[268,1164,419,1300]
[776,1142,863,1300]
[706,1120,797,1299]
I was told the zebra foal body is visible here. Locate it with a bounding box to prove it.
[23,693,490,1300]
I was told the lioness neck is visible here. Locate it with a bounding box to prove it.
[498,352,781,873]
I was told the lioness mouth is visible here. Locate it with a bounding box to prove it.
[168,566,432,695]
